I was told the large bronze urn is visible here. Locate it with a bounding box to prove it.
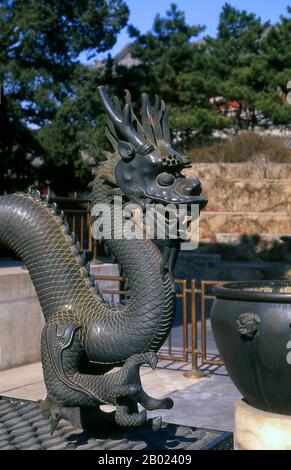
[211,280,291,415]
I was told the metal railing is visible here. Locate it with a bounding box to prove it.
[94,274,225,377]
[200,280,224,367]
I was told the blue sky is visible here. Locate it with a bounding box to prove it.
[99,1,290,59]
[80,1,290,63]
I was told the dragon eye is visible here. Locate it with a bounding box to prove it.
[157,172,175,186]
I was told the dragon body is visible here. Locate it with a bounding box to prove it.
[0,88,207,431]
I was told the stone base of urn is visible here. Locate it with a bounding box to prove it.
[235,400,291,450]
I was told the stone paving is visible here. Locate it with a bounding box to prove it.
[148,366,241,432]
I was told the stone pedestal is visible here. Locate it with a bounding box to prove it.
[235,400,291,450]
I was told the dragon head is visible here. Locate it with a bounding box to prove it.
[96,86,207,241]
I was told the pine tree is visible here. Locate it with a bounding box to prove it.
[0,0,129,192]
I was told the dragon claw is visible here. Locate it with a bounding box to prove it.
[161,397,174,409]
[147,352,158,370]
[39,396,63,435]
[106,351,171,428]
[50,413,61,435]
[152,416,162,431]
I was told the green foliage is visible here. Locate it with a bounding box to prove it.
[117,2,291,149]
[111,3,225,147]
[125,6,205,103]
[0,110,42,192]
[0,0,129,192]
[204,3,291,130]
[37,65,110,194]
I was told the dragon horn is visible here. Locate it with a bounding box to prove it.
[98,86,147,150]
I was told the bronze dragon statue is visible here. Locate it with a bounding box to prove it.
[0,87,207,432]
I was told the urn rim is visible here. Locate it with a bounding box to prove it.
[213,280,291,303]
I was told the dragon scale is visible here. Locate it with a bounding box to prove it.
[0,193,175,362]
[0,87,207,430]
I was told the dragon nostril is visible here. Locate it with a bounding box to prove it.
[183,179,201,196]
